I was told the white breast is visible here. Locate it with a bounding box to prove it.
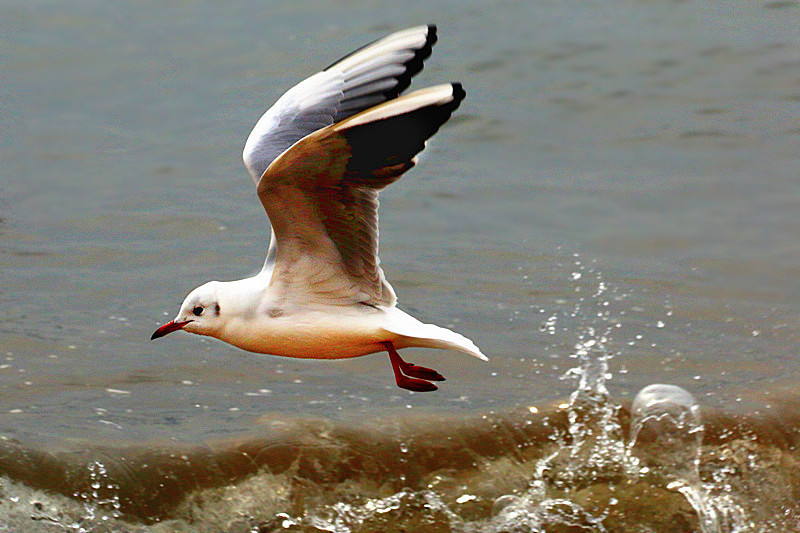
[217,305,395,359]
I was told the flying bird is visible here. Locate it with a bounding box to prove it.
[152,25,486,391]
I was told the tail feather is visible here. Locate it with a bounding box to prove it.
[381,307,487,361]
[405,323,488,361]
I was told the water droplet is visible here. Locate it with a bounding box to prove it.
[456,494,477,504]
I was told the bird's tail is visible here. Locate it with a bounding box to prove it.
[381,307,487,361]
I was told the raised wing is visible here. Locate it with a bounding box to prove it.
[257,83,466,306]
[242,25,437,184]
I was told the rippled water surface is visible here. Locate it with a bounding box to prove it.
[2,0,799,530]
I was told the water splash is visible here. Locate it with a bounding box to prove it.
[628,384,752,532]
[24,461,123,532]
[550,260,632,486]
[6,259,771,532]
[220,263,759,532]
[303,489,461,533]
[81,461,123,523]
[480,270,628,533]
[271,267,629,533]
[628,384,703,481]
[487,495,608,532]
[478,264,753,532]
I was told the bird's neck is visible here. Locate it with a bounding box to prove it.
[215,276,270,320]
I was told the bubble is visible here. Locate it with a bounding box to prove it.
[628,385,750,532]
[628,384,703,481]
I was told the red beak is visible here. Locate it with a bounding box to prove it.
[151,320,191,340]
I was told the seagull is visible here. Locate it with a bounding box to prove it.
[151,25,486,392]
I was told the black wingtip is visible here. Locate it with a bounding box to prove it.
[341,82,468,179]
[427,24,438,45]
[388,25,438,97]
[451,82,466,103]
[324,24,438,74]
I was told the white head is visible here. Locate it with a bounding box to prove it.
[151,281,225,340]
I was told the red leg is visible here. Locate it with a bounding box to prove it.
[381,342,445,381]
[382,342,440,392]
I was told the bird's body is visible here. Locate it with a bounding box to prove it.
[202,278,476,360]
[152,25,485,391]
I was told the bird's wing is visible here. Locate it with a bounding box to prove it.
[257,83,465,306]
[242,25,437,185]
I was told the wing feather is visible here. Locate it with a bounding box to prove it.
[258,83,465,306]
[242,25,437,184]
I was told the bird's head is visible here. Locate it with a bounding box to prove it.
[151,281,224,340]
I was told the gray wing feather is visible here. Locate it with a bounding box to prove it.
[243,72,341,183]
[242,25,437,184]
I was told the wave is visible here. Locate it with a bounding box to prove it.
[1,394,799,532]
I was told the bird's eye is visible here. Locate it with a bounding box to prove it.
[192,306,204,316]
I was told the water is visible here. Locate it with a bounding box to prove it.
[628,384,749,533]
[2,0,800,530]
